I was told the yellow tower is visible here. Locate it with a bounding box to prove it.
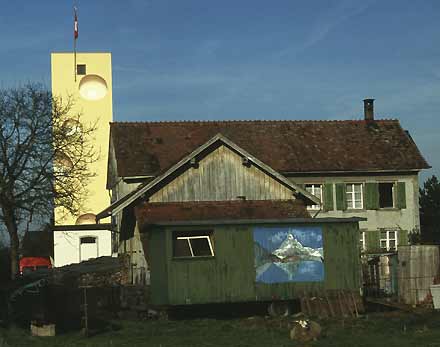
[51,52,113,225]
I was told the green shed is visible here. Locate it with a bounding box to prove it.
[135,200,364,307]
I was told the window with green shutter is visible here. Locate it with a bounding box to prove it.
[345,183,363,209]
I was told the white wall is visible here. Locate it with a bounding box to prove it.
[53,229,112,267]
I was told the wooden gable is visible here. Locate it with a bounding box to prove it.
[149,145,294,202]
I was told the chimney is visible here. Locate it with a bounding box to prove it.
[363,98,375,121]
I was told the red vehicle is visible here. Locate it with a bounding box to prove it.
[19,257,52,275]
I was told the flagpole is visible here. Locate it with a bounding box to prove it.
[73,5,78,82]
[74,34,77,82]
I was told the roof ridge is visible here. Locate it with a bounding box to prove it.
[110,119,399,125]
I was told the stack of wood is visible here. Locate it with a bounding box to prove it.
[51,255,131,288]
[300,290,363,318]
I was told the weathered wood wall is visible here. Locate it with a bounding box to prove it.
[149,145,294,202]
[398,245,440,305]
[147,222,361,306]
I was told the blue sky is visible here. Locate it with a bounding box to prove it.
[0,0,439,181]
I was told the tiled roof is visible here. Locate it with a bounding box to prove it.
[110,120,430,180]
[134,200,310,230]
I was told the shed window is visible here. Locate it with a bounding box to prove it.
[379,183,394,208]
[173,231,214,258]
[305,184,322,210]
[346,183,363,209]
[380,230,397,251]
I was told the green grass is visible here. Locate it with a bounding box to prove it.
[2,311,440,347]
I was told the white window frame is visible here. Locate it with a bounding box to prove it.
[346,183,363,209]
[380,230,398,251]
[305,184,322,210]
[176,235,215,257]
[360,231,366,251]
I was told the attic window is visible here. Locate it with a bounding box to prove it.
[173,231,214,258]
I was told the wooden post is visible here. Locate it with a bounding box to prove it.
[351,292,359,317]
[80,285,93,337]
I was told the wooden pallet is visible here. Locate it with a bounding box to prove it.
[300,290,363,318]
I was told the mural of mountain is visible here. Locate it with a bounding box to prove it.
[253,227,324,283]
[273,234,323,262]
[254,242,281,268]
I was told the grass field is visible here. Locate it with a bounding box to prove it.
[2,310,440,347]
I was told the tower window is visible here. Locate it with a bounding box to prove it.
[77,64,86,75]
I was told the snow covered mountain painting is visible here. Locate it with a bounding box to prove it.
[253,227,324,283]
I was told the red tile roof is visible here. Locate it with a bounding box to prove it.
[110,120,430,181]
[135,200,310,230]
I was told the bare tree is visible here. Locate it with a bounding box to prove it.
[0,84,98,279]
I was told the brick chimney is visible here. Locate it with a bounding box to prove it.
[363,98,375,121]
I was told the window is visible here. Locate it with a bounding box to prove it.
[379,183,394,208]
[173,231,214,258]
[380,230,397,251]
[77,64,86,75]
[305,184,322,210]
[360,231,366,251]
[346,183,363,209]
[80,237,97,244]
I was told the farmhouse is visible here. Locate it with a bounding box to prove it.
[95,100,429,303]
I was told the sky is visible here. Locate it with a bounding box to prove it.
[0,0,439,182]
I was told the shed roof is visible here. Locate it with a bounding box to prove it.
[98,134,319,220]
[134,200,311,231]
[109,120,430,181]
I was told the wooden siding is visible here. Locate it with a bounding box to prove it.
[147,222,361,306]
[149,145,293,203]
[398,245,439,305]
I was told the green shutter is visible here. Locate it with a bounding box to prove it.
[323,183,334,211]
[335,183,347,211]
[366,230,380,252]
[365,183,379,210]
[398,229,408,246]
[396,182,407,209]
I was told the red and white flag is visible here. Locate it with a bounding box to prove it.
[74,7,78,40]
